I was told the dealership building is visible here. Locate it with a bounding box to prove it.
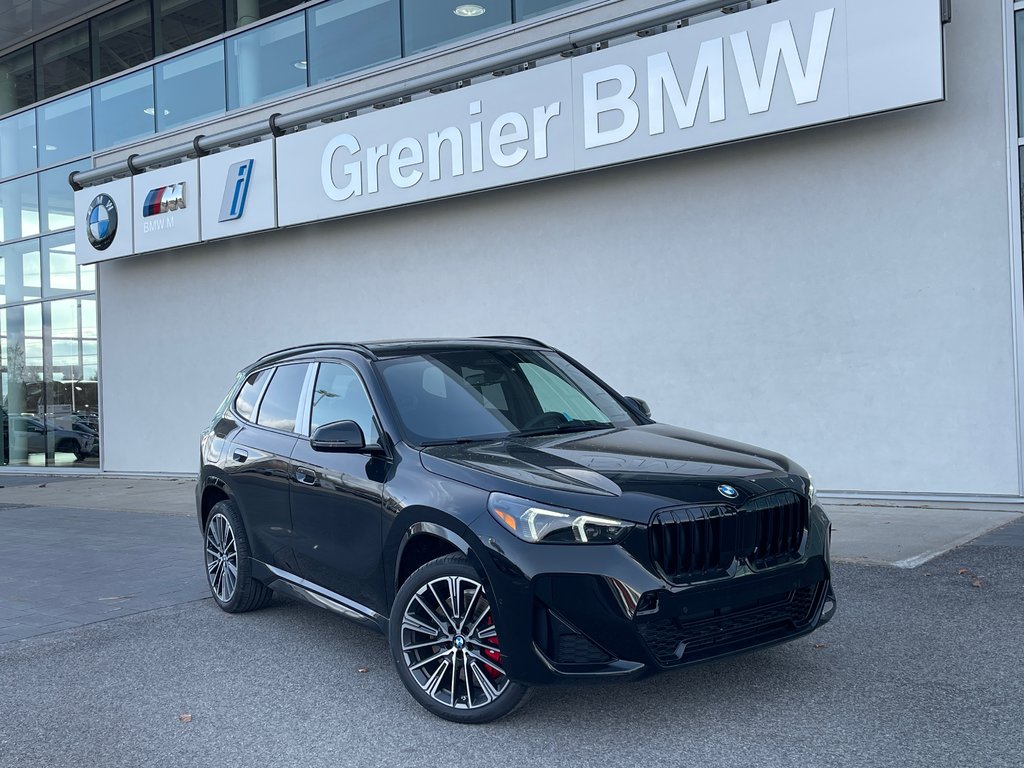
[0,0,1020,504]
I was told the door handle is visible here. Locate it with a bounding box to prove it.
[232,448,248,463]
[294,467,318,486]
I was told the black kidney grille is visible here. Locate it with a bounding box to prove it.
[649,504,736,581]
[747,491,809,568]
[650,491,808,582]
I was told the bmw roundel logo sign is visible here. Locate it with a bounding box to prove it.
[718,484,739,499]
[86,193,118,251]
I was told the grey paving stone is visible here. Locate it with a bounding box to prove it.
[0,505,209,644]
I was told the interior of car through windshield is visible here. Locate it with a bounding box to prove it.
[376,349,634,444]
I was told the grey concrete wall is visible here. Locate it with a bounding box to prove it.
[97,3,1020,497]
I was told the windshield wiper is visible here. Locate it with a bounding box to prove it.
[512,421,614,438]
[420,436,503,447]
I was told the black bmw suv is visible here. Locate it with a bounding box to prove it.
[197,338,836,723]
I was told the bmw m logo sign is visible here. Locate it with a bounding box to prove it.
[142,182,186,217]
[717,484,739,499]
[85,194,118,251]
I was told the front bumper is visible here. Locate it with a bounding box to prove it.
[469,508,835,686]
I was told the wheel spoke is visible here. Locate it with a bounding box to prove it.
[461,649,474,708]
[402,615,441,638]
[466,648,506,678]
[423,658,451,698]
[412,594,450,634]
[408,647,452,672]
[427,581,456,628]
[449,648,458,707]
[465,605,491,638]
[402,638,443,652]
[457,584,481,633]
[469,660,499,703]
[474,624,497,641]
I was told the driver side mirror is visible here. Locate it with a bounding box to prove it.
[310,420,367,452]
[624,396,652,419]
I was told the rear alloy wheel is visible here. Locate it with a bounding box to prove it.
[204,500,273,613]
[390,554,529,723]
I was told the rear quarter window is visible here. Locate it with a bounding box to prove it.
[234,369,271,421]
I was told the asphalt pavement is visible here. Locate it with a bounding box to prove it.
[0,479,1022,767]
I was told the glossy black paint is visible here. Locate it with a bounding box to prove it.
[197,338,835,686]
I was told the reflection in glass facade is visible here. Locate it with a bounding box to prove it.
[37,23,92,101]
[0,225,97,468]
[0,47,35,112]
[307,0,401,85]
[39,162,90,235]
[156,44,226,131]
[0,111,36,179]
[226,14,307,109]
[93,69,156,150]
[0,175,39,243]
[403,0,512,55]
[37,92,92,166]
[94,0,156,79]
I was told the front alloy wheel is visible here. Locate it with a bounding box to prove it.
[390,554,529,723]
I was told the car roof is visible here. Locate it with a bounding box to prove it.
[251,337,550,367]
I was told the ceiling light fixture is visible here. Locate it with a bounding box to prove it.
[294,60,308,70]
[454,4,486,17]
[143,107,171,116]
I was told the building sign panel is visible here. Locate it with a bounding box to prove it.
[76,0,944,260]
[277,0,943,230]
[74,177,133,264]
[132,160,200,254]
[199,141,277,240]
[277,61,575,227]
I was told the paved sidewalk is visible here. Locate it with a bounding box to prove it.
[0,505,207,644]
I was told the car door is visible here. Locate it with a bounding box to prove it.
[289,360,387,613]
[225,363,309,572]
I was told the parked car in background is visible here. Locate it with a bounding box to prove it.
[197,338,836,722]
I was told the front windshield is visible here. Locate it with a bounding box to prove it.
[375,348,638,445]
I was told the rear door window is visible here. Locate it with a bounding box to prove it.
[234,369,271,421]
[256,364,309,433]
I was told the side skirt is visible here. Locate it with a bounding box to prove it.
[252,559,389,635]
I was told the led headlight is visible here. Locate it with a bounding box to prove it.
[487,492,632,544]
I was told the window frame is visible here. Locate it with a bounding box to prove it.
[232,366,273,424]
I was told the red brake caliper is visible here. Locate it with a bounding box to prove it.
[482,616,502,679]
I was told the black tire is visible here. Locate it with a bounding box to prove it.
[204,500,273,613]
[389,553,530,724]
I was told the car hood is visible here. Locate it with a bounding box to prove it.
[418,423,808,522]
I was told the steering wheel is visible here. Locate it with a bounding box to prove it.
[521,411,569,431]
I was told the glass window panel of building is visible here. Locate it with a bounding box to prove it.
[39,161,90,235]
[94,0,156,79]
[93,69,156,150]
[37,92,93,165]
[403,0,512,55]
[0,47,35,113]
[514,0,579,21]
[155,43,226,131]
[0,240,42,304]
[0,175,39,244]
[226,13,307,109]
[0,111,36,180]
[37,22,92,101]
[229,0,310,28]
[159,0,228,54]
[307,0,401,85]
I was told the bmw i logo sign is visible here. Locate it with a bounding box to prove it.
[718,484,739,499]
[86,194,118,251]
